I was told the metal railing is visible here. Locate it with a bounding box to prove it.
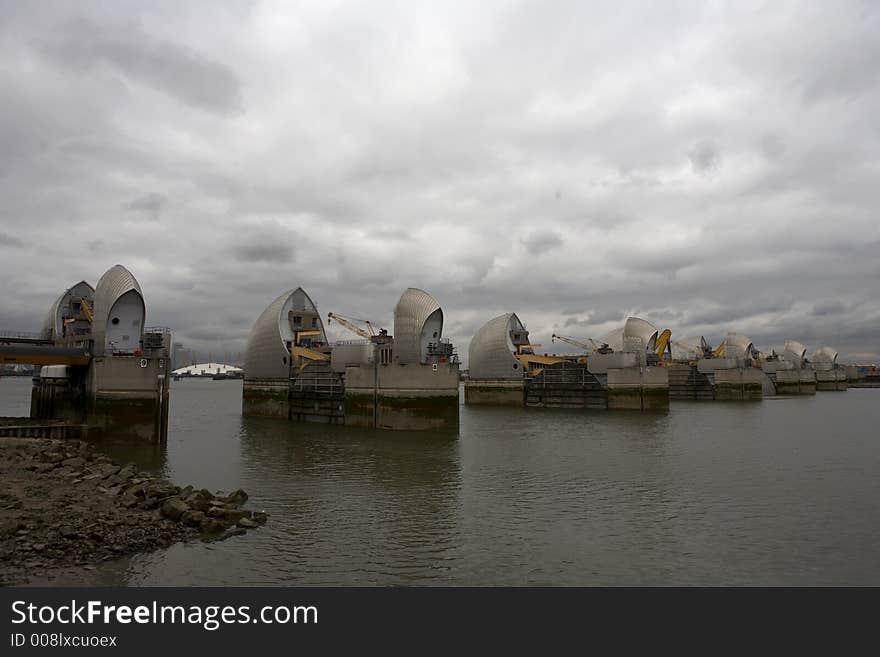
[0,330,46,340]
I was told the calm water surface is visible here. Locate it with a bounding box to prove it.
[2,376,879,585]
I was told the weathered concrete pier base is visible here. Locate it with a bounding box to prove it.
[85,356,170,442]
[815,368,848,391]
[605,366,669,410]
[464,379,525,406]
[667,362,763,401]
[242,377,289,418]
[345,363,459,430]
[761,361,817,395]
[713,368,764,400]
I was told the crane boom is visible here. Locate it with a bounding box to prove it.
[551,333,592,351]
[551,333,612,353]
[655,329,672,359]
[327,312,379,339]
[80,298,94,323]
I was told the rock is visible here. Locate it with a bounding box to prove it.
[146,480,179,499]
[224,489,248,506]
[61,456,86,469]
[59,526,78,539]
[252,511,268,524]
[160,498,190,521]
[42,452,65,463]
[106,465,138,487]
[237,517,258,529]
[96,463,121,479]
[218,528,247,541]
[180,510,206,527]
[183,491,212,512]
[0,520,25,538]
[199,518,226,534]
[124,483,147,499]
[207,507,249,523]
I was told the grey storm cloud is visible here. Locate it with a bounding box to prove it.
[124,192,166,221]
[39,17,243,115]
[521,232,563,255]
[0,232,25,248]
[689,141,721,174]
[1,1,879,364]
[233,242,294,264]
[812,299,847,316]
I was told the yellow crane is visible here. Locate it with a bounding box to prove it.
[327,312,393,345]
[80,298,93,323]
[551,333,611,354]
[327,312,374,339]
[293,329,322,346]
[698,336,726,358]
[654,329,672,360]
[288,344,327,372]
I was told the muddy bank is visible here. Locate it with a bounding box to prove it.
[0,436,266,586]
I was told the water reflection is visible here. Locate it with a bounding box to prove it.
[235,419,461,584]
[7,377,878,585]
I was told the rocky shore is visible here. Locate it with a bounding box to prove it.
[0,436,266,586]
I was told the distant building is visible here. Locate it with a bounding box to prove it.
[171,341,185,370]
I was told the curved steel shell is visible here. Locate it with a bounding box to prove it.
[783,340,808,365]
[469,313,524,379]
[393,288,442,364]
[812,346,838,364]
[671,336,702,361]
[244,288,326,379]
[42,280,95,340]
[599,317,658,353]
[623,317,659,352]
[725,332,755,360]
[92,265,144,356]
[598,327,625,351]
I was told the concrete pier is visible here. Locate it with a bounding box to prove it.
[465,314,670,411]
[815,369,846,390]
[242,377,289,418]
[713,368,764,400]
[464,379,525,406]
[345,362,459,430]
[606,366,669,410]
[811,348,848,391]
[243,286,460,431]
[85,355,170,442]
[760,356,818,396]
[22,266,171,443]
[668,361,763,401]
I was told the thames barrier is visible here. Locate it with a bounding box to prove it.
[0,264,868,439]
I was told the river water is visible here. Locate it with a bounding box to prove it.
[2,376,879,585]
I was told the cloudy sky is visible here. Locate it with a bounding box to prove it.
[1,0,878,364]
